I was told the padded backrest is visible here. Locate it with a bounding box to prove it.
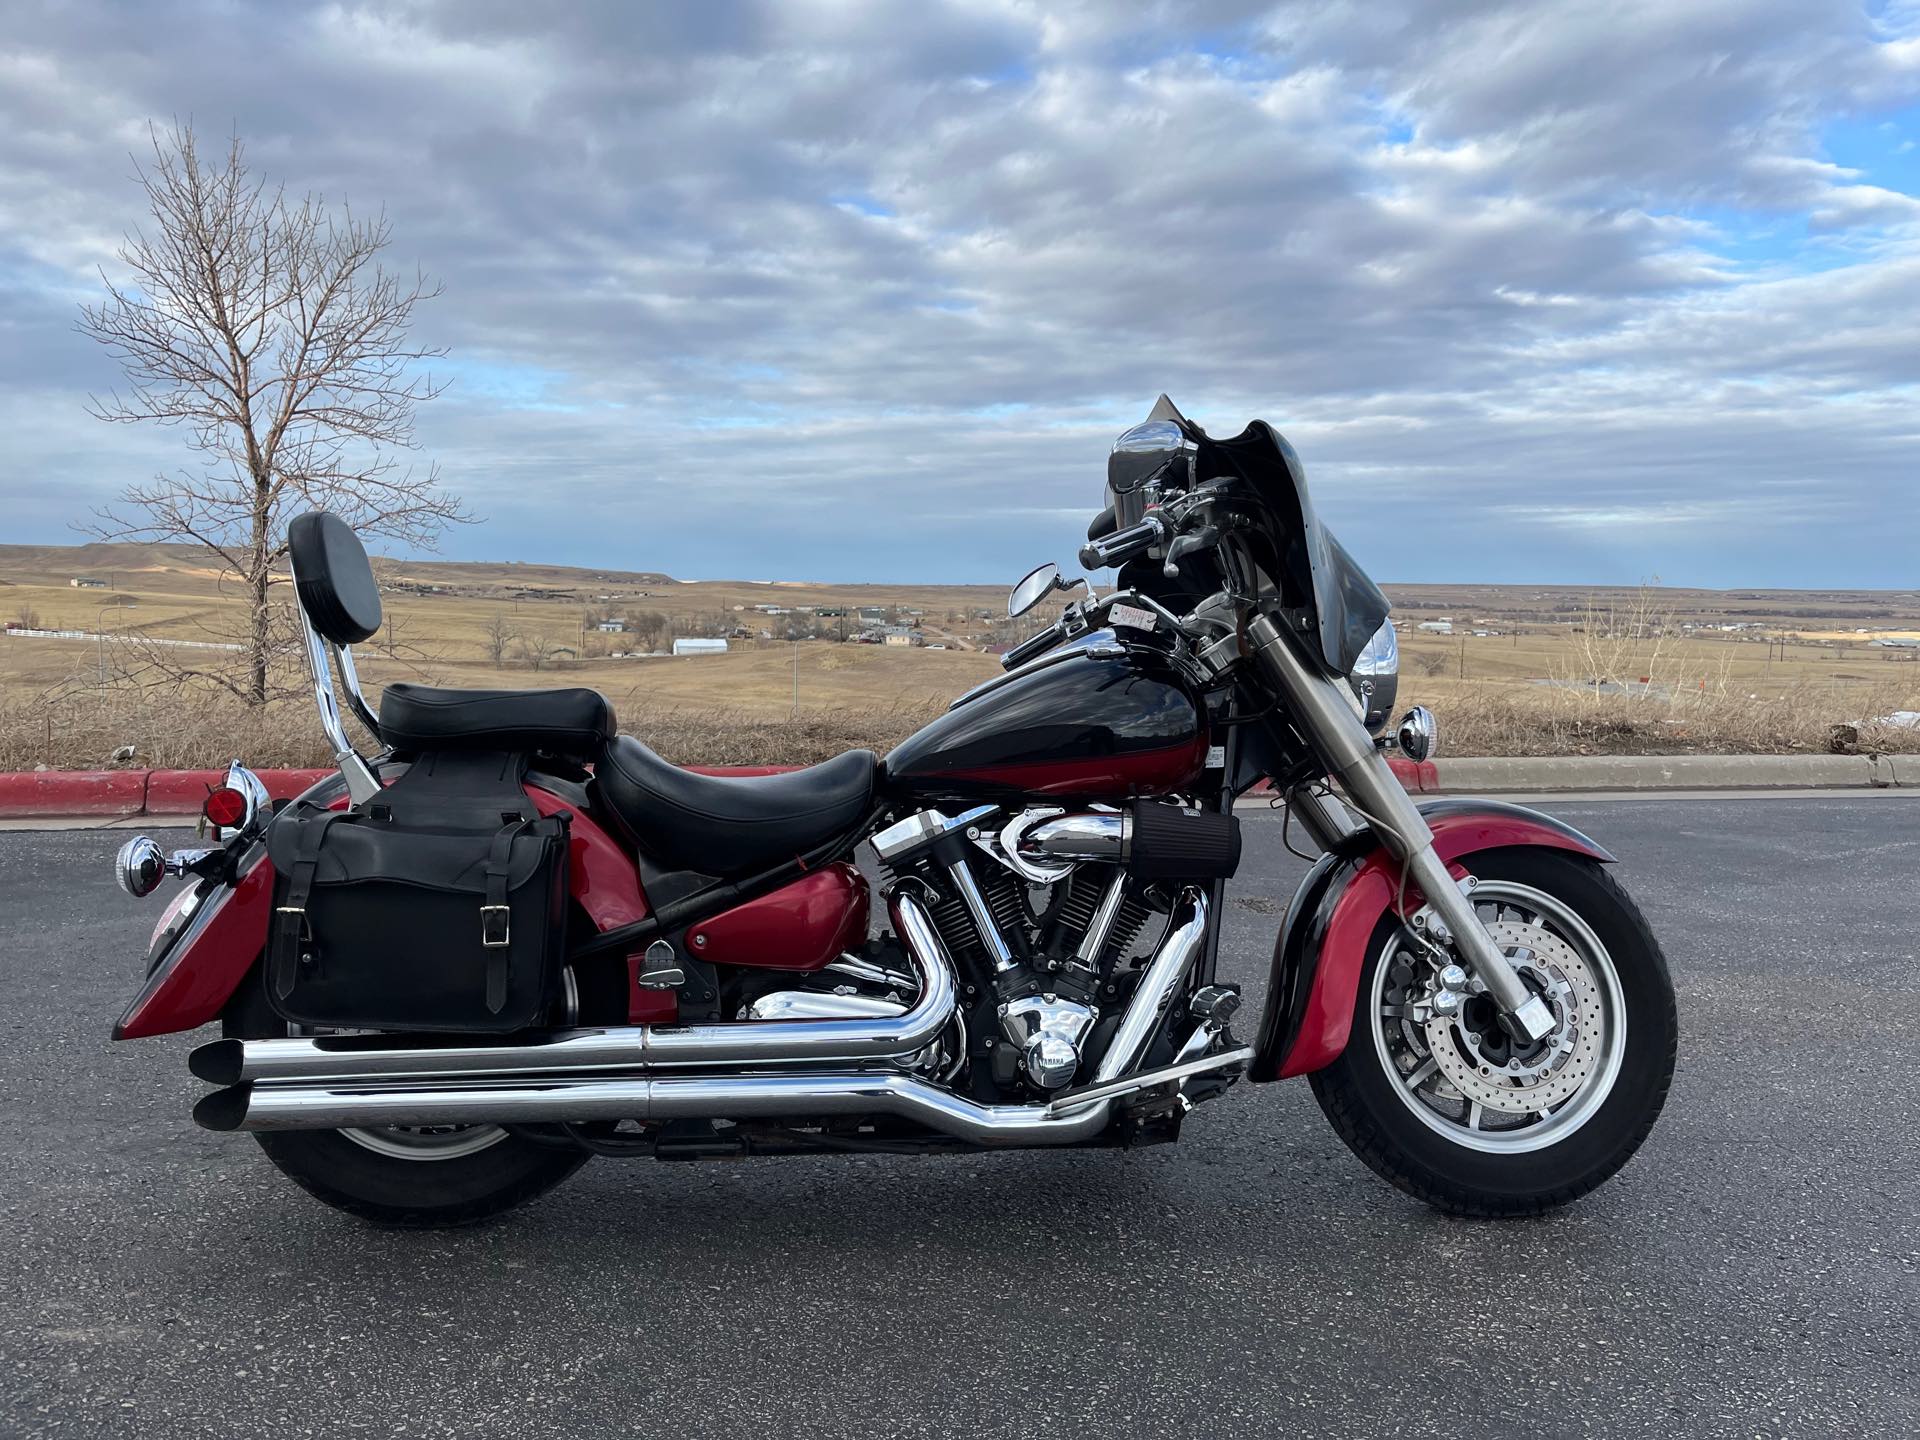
[288,511,382,646]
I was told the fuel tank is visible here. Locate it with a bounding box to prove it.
[884,642,1209,801]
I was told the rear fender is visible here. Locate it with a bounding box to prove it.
[112,773,661,1040]
[1251,800,1614,1081]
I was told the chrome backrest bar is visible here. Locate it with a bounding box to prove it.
[332,641,381,741]
[289,550,380,805]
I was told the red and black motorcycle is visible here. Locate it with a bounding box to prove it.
[111,397,1677,1225]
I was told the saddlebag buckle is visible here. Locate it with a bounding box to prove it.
[479,905,511,948]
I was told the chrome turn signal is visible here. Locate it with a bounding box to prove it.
[114,836,168,898]
[1396,705,1438,763]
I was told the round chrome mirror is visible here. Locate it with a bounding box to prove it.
[1397,705,1438,763]
[1008,563,1064,619]
[114,835,167,897]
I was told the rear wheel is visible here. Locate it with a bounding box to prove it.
[1309,848,1677,1216]
[222,975,591,1228]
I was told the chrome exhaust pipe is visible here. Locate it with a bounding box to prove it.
[194,891,1213,1147]
[190,887,956,1087]
[196,1072,1123,1145]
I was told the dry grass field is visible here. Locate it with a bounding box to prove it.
[1,542,1916,771]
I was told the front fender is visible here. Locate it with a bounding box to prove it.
[1251,799,1614,1081]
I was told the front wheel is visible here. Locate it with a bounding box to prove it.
[1310,848,1677,1216]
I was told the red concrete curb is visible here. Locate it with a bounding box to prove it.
[0,759,1438,819]
[0,769,148,818]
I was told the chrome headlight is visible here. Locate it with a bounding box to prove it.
[1348,620,1399,733]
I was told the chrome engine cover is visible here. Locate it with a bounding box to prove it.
[999,992,1097,1091]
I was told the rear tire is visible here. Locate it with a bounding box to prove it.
[1309,848,1677,1216]
[222,976,590,1228]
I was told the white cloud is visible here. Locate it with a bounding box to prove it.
[0,0,1915,586]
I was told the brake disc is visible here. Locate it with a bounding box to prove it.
[1421,919,1605,1114]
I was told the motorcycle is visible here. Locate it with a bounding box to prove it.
[110,396,1677,1225]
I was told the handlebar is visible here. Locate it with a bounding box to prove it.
[1001,622,1066,670]
[1077,516,1165,572]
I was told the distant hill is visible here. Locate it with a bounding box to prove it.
[2,541,1916,629]
[0,542,681,598]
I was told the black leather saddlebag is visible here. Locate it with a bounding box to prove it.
[264,752,569,1033]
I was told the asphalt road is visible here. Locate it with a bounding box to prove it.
[3,797,1918,1439]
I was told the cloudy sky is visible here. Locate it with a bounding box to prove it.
[4,1,1919,587]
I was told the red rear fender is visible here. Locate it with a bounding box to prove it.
[113,778,661,1040]
[1251,800,1614,1081]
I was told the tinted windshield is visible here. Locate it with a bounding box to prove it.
[1111,397,1390,674]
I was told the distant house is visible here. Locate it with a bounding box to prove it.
[672,638,728,657]
[881,627,915,647]
[1418,620,1453,635]
[70,577,106,588]
[596,619,626,633]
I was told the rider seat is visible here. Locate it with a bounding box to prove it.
[597,735,877,877]
[378,682,616,761]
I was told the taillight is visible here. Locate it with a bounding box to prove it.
[203,786,250,830]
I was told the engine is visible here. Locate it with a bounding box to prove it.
[872,801,1240,1096]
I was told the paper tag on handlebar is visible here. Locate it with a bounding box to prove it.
[1110,603,1156,632]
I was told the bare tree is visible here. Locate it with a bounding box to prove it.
[482,612,517,667]
[373,608,437,666]
[626,609,668,652]
[78,121,468,706]
[516,632,560,671]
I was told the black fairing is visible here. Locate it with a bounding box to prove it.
[884,645,1204,800]
[1107,398,1390,676]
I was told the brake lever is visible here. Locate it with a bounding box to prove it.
[1162,525,1221,577]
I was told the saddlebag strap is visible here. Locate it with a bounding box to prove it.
[270,808,346,1002]
[480,813,527,1014]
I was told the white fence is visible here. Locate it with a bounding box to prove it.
[2,628,242,652]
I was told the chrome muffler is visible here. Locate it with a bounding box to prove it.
[191,888,956,1087]
[193,891,1216,1147]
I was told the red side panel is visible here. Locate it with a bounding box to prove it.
[686,862,870,972]
[521,788,671,1022]
[114,781,665,1039]
[1274,804,1613,1079]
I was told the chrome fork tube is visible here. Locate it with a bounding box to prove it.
[1247,615,1553,1041]
[1285,783,1359,852]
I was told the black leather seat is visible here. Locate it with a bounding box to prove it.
[598,735,877,877]
[379,682,616,760]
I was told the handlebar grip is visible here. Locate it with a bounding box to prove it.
[1001,623,1064,670]
[1077,517,1163,571]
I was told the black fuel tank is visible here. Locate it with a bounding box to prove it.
[884,642,1208,801]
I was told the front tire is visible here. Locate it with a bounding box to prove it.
[1310,848,1677,1216]
[222,976,590,1228]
